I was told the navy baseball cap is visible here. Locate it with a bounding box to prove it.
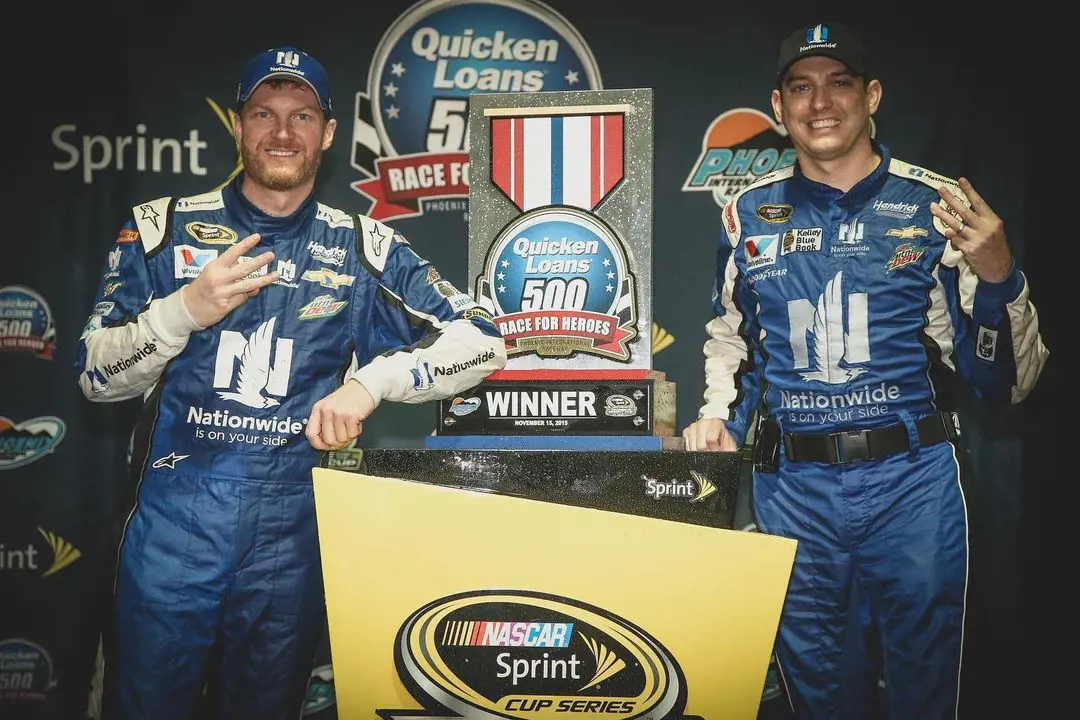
[776,22,869,86]
[236,46,332,113]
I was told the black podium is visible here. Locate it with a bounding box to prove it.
[326,447,741,528]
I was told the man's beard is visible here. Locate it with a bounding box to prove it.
[240,143,323,191]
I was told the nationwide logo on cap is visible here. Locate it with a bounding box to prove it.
[801,24,837,52]
[237,47,332,113]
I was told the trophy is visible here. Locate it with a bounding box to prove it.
[430,88,676,448]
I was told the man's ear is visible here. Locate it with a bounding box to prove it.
[867,79,882,115]
[322,118,337,151]
[770,88,784,126]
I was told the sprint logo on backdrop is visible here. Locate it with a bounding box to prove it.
[349,0,604,221]
[0,527,82,578]
[51,99,239,188]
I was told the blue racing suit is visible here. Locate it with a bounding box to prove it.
[698,143,1047,719]
[75,174,506,719]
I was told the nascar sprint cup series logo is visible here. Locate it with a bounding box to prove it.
[475,206,637,361]
[383,590,696,720]
[351,0,602,221]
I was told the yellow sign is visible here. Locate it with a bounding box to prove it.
[313,469,795,720]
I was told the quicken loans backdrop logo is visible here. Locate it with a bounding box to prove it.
[351,0,603,221]
[383,590,697,720]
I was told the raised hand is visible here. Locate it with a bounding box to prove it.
[931,177,1013,283]
[181,233,279,327]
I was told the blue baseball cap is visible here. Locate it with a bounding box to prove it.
[236,46,332,113]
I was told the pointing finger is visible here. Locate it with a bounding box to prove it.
[221,233,262,263]
[957,177,999,223]
[931,202,968,242]
[936,183,969,212]
[230,250,276,280]
[957,177,984,210]
[243,270,279,292]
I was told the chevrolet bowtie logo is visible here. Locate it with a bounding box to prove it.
[152,452,190,469]
[301,268,355,289]
[885,226,929,239]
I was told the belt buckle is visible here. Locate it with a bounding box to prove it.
[834,430,870,463]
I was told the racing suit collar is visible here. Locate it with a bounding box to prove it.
[792,141,890,210]
[226,173,318,237]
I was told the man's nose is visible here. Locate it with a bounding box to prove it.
[272,119,294,137]
[810,86,832,109]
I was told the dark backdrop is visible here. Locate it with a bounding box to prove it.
[1,2,1054,718]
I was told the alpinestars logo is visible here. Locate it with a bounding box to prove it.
[213,317,293,408]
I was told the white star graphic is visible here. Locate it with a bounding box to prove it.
[606,271,615,279]
[383,82,399,97]
[602,258,611,266]
[391,62,406,77]
[565,70,579,85]
[497,272,505,280]
[368,223,392,256]
[140,204,161,230]
[500,259,510,268]
[605,284,614,293]
[152,452,190,469]
[387,105,400,119]
[497,285,507,293]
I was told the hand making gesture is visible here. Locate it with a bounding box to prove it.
[931,177,1013,283]
[181,233,279,327]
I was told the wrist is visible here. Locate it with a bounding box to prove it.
[147,288,205,344]
[179,285,210,329]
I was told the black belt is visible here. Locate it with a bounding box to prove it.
[783,412,959,465]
